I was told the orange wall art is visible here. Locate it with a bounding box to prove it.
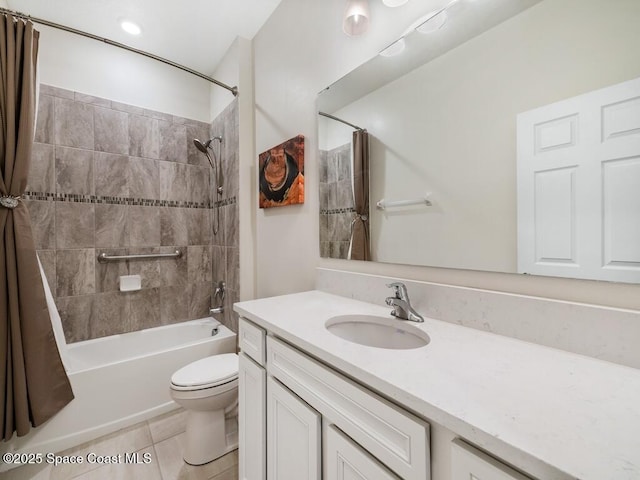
[258,135,305,208]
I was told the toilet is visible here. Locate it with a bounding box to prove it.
[169,353,239,465]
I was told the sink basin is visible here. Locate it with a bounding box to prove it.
[326,314,429,350]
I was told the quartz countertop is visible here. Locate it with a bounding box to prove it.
[234,290,640,480]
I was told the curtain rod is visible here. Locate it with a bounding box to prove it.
[0,7,238,97]
[318,111,364,131]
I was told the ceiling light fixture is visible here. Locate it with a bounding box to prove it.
[382,0,409,6]
[343,0,370,36]
[120,20,141,36]
[378,0,458,57]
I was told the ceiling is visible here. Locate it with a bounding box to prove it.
[5,0,282,75]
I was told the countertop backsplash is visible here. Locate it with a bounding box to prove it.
[316,268,640,369]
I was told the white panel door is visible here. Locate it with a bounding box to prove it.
[239,353,266,480]
[451,439,532,480]
[517,76,640,282]
[267,376,321,480]
[324,424,400,480]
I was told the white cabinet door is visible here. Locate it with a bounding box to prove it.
[267,376,321,480]
[325,424,400,480]
[239,353,266,480]
[451,439,532,480]
[517,76,640,282]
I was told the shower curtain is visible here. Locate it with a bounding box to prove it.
[350,129,371,261]
[0,13,73,440]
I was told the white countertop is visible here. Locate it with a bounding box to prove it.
[234,290,640,480]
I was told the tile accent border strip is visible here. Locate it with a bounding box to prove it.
[23,191,237,209]
[214,197,237,208]
[320,207,356,215]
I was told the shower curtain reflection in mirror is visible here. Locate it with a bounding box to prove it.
[350,129,371,261]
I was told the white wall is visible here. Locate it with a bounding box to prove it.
[318,116,353,152]
[210,38,241,120]
[35,24,211,122]
[253,0,640,309]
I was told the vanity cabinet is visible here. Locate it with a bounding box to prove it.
[233,288,629,480]
[238,317,539,480]
[238,317,430,480]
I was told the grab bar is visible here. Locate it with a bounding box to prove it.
[97,249,182,263]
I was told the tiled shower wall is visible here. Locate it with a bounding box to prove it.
[210,100,240,332]
[26,84,239,342]
[319,143,354,259]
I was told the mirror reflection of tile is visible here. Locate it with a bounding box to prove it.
[319,143,354,259]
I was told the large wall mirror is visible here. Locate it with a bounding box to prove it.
[318,0,640,283]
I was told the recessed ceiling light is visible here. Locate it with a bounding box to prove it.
[120,20,141,36]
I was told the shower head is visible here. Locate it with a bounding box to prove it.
[193,138,211,153]
[193,136,222,153]
[193,136,225,197]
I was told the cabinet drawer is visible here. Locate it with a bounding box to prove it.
[267,336,430,480]
[239,318,266,366]
[451,439,533,480]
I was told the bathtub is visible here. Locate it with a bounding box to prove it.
[0,261,236,465]
[1,318,236,461]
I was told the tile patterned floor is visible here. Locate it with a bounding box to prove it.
[5,409,238,480]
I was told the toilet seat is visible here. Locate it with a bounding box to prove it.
[170,353,238,391]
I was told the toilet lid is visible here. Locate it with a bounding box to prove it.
[171,353,238,388]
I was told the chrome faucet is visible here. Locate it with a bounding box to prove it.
[210,281,225,315]
[385,282,424,322]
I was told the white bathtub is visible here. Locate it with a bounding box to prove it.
[1,318,236,461]
[0,261,236,466]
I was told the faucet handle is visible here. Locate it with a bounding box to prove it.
[386,282,409,301]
